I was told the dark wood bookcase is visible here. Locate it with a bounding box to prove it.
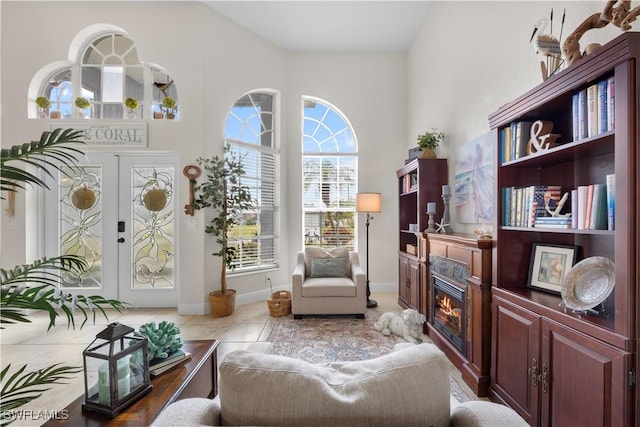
[396,158,447,314]
[488,33,638,427]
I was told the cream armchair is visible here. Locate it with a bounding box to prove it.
[291,247,367,319]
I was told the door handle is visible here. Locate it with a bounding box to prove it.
[118,237,125,243]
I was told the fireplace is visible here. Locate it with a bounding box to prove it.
[431,275,466,354]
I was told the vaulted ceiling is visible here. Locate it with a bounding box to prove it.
[203,1,431,53]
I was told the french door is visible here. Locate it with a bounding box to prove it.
[44,152,179,307]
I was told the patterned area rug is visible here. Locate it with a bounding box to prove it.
[267,311,472,403]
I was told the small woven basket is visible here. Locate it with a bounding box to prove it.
[267,291,291,317]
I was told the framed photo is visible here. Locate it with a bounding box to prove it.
[528,243,577,294]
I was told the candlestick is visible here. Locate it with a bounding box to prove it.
[442,184,451,196]
[441,192,453,234]
[426,202,437,233]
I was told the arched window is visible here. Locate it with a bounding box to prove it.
[224,91,279,271]
[29,25,177,120]
[302,97,357,249]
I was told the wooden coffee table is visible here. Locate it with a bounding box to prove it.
[44,339,220,426]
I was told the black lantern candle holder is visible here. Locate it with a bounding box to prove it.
[82,322,152,418]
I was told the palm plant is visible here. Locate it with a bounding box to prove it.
[0,128,128,423]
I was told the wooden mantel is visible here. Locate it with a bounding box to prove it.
[423,233,493,397]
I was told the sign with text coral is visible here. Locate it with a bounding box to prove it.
[49,122,147,147]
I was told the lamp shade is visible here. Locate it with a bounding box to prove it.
[356,192,382,213]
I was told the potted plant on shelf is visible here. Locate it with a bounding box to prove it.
[36,96,51,118]
[193,143,254,317]
[75,96,91,118]
[124,97,139,119]
[416,128,445,159]
[162,96,177,119]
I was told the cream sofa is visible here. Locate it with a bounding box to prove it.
[151,343,528,427]
[291,247,367,318]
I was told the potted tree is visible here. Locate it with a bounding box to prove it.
[193,144,253,317]
[416,128,445,159]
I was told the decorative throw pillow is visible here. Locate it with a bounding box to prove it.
[304,246,351,277]
[310,257,347,278]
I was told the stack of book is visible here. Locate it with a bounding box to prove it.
[534,216,572,229]
[149,350,192,376]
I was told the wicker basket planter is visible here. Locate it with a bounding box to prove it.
[267,291,291,317]
[210,289,236,317]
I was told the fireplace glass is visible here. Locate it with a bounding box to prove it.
[432,275,466,354]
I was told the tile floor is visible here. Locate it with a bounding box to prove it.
[0,292,479,426]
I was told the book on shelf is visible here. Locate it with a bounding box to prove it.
[586,83,599,138]
[606,174,615,230]
[513,121,533,160]
[572,77,613,141]
[501,185,564,227]
[150,351,192,376]
[534,216,571,223]
[597,79,608,134]
[571,189,578,229]
[584,184,595,229]
[589,183,608,230]
[572,89,588,141]
[577,185,589,229]
[607,76,615,132]
[500,127,513,163]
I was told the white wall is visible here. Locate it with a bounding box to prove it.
[284,53,407,291]
[0,1,406,312]
[407,1,624,234]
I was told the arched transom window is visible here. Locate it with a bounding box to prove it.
[29,24,177,120]
[302,97,357,249]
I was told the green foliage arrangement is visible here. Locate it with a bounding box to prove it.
[138,321,182,360]
[193,144,254,294]
[0,128,129,421]
[35,96,51,110]
[417,128,445,150]
[124,97,139,110]
[162,96,177,114]
[74,96,90,109]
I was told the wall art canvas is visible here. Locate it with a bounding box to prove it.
[454,131,495,224]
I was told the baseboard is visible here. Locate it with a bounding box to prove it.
[177,283,396,315]
[370,282,397,293]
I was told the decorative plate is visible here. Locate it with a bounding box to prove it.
[561,256,615,311]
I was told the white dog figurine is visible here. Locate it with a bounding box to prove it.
[373,308,426,343]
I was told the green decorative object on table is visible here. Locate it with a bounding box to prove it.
[138,320,182,360]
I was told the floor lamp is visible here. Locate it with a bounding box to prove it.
[356,192,381,309]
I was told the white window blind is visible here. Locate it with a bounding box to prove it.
[225,91,279,272]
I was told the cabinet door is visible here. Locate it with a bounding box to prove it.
[398,255,409,304]
[491,296,541,427]
[419,261,429,317]
[540,319,633,427]
[408,257,420,309]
